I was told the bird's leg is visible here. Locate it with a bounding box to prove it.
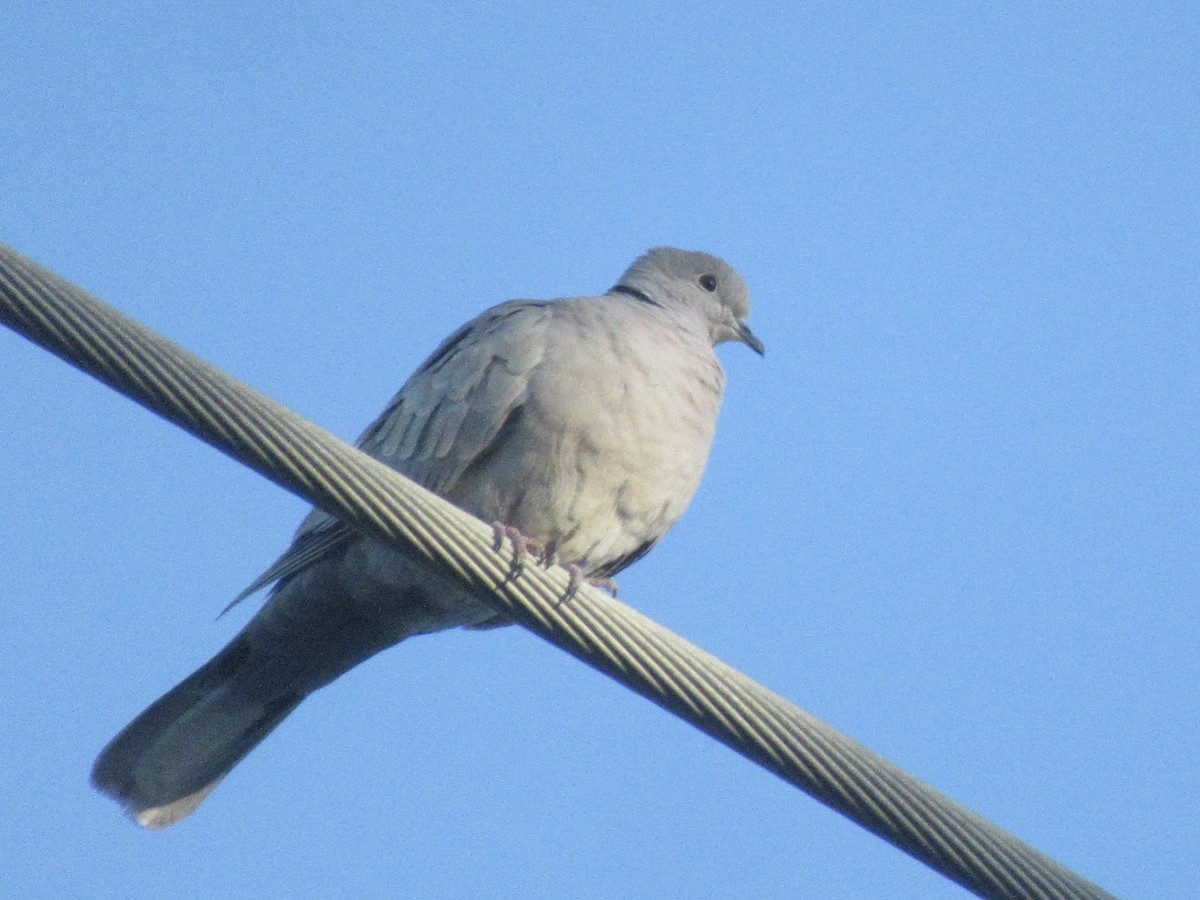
[491,524,618,600]
[491,522,551,582]
[492,522,526,580]
[537,539,560,568]
[590,575,619,597]
[559,565,619,603]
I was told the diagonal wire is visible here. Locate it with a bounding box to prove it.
[0,242,1115,900]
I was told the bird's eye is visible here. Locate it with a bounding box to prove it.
[699,274,718,292]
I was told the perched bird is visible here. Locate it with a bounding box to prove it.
[92,246,763,828]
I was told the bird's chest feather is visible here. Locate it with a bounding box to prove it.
[466,323,725,568]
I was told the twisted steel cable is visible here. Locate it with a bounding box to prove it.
[0,243,1114,899]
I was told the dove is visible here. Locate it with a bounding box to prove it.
[92,246,763,828]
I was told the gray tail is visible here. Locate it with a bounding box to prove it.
[91,636,305,829]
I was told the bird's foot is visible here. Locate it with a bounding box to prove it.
[492,523,553,581]
[490,524,617,601]
[561,565,619,603]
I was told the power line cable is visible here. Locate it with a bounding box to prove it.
[0,243,1115,899]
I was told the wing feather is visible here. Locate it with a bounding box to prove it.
[228,300,551,607]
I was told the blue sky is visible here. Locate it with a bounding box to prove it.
[2,3,1196,897]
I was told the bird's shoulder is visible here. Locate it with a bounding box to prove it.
[354,298,557,488]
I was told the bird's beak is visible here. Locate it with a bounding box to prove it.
[737,321,765,356]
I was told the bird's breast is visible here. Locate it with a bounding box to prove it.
[449,314,726,574]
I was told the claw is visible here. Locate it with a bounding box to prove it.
[590,575,618,598]
[491,524,618,601]
[559,565,618,603]
[537,539,560,568]
[492,522,527,581]
[491,522,551,582]
[562,564,583,603]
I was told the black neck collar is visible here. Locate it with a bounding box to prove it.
[611,284,664,309]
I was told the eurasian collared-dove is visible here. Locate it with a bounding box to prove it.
[92,246,763,828]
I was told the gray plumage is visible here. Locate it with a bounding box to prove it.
[92,247,762,827]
